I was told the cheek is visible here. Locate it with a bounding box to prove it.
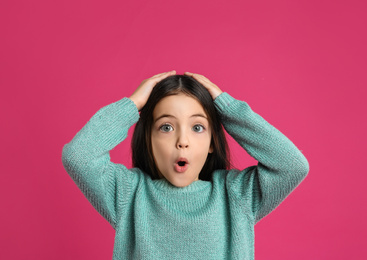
[194,133,212,146]
[192,136,212,158]
[151,136,170,161]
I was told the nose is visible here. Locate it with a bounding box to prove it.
[177,143,189,149]
[176,132,189,149]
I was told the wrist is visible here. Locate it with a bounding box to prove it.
[128,96,141,111]
[213,90,223,101]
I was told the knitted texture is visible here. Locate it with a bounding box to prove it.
[62,92,309,260]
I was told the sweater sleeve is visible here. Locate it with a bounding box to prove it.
[213,92,309,224]
[61,97,140,229]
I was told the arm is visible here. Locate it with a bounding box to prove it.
[213,92,309,224]
[61,97,139,229]
[61,70,176,228]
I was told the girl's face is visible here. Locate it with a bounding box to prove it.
[151,93,213,187]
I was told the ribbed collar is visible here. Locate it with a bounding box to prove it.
[152,178,211,194]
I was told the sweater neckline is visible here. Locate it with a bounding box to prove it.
[152,178,211,194]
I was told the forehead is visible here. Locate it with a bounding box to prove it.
[153,93,207,119]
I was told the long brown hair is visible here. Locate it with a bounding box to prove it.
[131,74,230,181]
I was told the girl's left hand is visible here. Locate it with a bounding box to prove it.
[184,72,223,100]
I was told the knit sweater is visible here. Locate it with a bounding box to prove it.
[61,92,309,260]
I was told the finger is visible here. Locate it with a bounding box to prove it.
[184,71,198,77]
[156,70,176,79]
[152,72,168,78]
[186,72,208,84]
[185,72,208,82]
[195,75,214,86]
[185,72,218,90]
[200,77,214,86]
[152,70,176,79]
[150,71,176,85]
[195,74,210,82]
[151,71,176,81]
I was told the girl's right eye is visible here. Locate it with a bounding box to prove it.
[159,124,173,132]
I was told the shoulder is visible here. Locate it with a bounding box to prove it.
[211,166,258,195]
[107,164,149,192]
[211,168,243,189]
[211,167,254,183]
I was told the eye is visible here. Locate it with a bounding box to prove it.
[159,124,173,132]
[192,124,205,133]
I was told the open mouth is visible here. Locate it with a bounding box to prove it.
[175,158,189,173]
[177,161,186,167]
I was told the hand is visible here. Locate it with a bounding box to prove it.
[184,72,223,100]
[129,70,176,110]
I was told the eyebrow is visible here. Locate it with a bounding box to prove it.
[154,113,208,123]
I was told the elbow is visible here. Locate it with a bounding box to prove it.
[61,143,71,162]
[283,150,310,180]
[61,143,85,180]
[298,153,310,179]
[61,143,77,171]
[279,149,310,178]
[61,144,71,169]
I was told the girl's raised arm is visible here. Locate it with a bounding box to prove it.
[61,71,176,228]
[185,72,309,224]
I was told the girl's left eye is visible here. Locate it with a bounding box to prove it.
[192,124,205,133]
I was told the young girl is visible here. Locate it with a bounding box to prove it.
[62,71,309,259]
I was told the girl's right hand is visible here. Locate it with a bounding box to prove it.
[129,70,176,111]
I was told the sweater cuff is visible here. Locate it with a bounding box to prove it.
[213,92,238,113]
[113,97,140,126]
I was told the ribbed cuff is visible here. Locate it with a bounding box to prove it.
[92,97,140,150]
[113,97,140,126]
[213,92,238,112]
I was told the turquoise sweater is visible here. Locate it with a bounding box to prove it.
[62,92,309,259]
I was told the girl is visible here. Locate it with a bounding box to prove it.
[62,71,309,259]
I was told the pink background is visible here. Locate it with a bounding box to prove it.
[1,0,366,259]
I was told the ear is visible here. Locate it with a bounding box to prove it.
[208,144,214,154]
